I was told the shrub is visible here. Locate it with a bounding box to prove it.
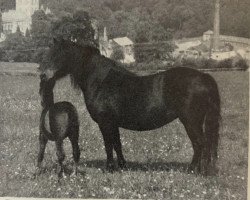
[110,47,124,62]
[31,48,49,63]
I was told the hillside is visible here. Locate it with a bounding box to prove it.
[41,0,250,40]
[0,0,249,42]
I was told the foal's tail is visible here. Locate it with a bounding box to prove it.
[40,108,55,141]
[204,74,221,164]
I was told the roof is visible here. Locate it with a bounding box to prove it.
[204,30,214,35]
[113,37,133,46]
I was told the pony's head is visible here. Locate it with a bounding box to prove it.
[48,38,100,79]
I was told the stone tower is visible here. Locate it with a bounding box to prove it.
[16,0,39,17]
[213,0,220,51]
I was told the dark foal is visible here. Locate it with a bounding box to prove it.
[37,74,80,178]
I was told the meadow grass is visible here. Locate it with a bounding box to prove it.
[0,70,248,199]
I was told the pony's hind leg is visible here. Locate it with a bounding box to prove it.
[36,132,48,175]
[182,122,205,174]
[55,140,66,178]
[179,106,207,174]
[69,131,80,176]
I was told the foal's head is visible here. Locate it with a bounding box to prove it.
[39,72,56,108]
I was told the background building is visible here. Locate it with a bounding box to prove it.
[99,27,135,63]
[1,0,50,35]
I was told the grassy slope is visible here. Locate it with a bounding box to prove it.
[0,62,38,76]
[0,71,248,199]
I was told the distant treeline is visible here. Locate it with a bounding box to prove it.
[0,0,249,40]
[40,0,250,40]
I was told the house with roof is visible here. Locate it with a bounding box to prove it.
[99,27,135,63]
[1,0,51,36]
[203,30,214,41]
[111,37,135,63]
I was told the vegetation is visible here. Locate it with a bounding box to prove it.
[110,46,124,62]
[1,0,249,39]
[0,9,95,63]
[38,0,250,39]
[0,66,248,199]
[123,57,249,72]
[0,0,249,65]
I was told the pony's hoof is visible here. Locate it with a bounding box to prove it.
[58,171,67,179]
[71,170,78,177]
[118,162,128,171]
[201,166,218,176]
[187,165,200,175]
[34,167,42,177]
[106,163,115,173]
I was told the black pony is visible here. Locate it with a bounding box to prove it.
[37,73,80,178]
[43,38,221,175]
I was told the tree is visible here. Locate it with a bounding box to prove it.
[110,46,124,62]
[25,28,31,38]
[51,10,96,46]
[16,25,21,33]
[0,29,33,62]
[0,0,15,11]
[31,10,52,47]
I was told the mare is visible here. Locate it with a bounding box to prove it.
[37,73,80,178]
[43,38,221,175]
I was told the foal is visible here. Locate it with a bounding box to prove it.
[37,74,80,178]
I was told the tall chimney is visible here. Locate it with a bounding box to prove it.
[103,27,108,42]
[213,0,220,51]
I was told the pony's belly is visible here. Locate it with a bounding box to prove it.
[119,110,177,131]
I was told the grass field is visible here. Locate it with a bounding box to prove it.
[0,69,248,199]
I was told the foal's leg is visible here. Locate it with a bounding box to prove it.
[69,130,80,176]
[37,132,48,174]
[55,140,66,178]
[113,128,126,169]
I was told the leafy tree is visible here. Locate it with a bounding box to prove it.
[51,10,96,46]
[0,0,15,11]
[16,25,22,36]
[39,0,250,39]
[25,28,31,38]
[30,10,52,48]
[0,29,33,62]
[110,46,124,62]
[3,31,25,50]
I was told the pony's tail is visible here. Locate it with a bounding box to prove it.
[40,108,55,141]
[204,75,221,166]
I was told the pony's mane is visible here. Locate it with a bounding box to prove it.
[65,40,101,55]
[50,39,136,83]
[102,56,136,76]
[66,40,135,76]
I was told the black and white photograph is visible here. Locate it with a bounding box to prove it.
[0,0,249,199]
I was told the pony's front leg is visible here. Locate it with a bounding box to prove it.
[113,128,127,170]
[98,123,116,172]
[36,132,48,176]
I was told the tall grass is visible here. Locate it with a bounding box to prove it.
[0,71,248,199]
